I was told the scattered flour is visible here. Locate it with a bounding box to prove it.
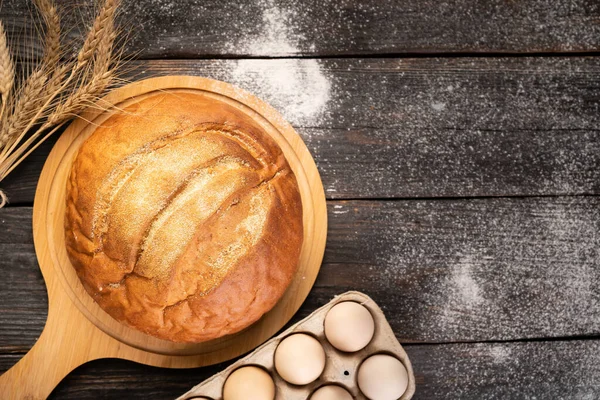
[487,344,511,364]
[229,59,331,126]
[332,204,349,215]
[431,102,446,111]
[438,250,500,335]
[449,255,484,309]
[417,341,600,398]
[228,0,302,56]
[225,0,331,126]
[373,198,600,342]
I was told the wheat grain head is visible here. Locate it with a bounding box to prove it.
[0,22,14,97]
[34,0,61,69]
[77,0,120,70]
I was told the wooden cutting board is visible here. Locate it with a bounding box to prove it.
[0,76,327,399]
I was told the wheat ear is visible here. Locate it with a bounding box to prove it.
[46,0,118,126]
[0,0,124,190]
[0,69,47,159]
[15,0,120,144]
[77,0,120,70]
[0,0,61,158]
[1,0,121,176]
[35,0,61,69]
[0,21,15,126]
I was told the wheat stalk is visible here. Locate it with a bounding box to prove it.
[0,0,124,201]
[0,69,47,158]
[47,72,112,125]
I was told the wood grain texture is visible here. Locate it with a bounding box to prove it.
[1,0,599,58]
[2,57,600,204]
[1,339,598,399]
[2,195,598,360]
[1,0,598,398]
[2,246,599,399]
[0,244,46,354]
[0,136,58,206]
[320,196,600,343]
[409,340,600,399]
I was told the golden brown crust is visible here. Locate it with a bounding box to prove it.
[65,92,303,342]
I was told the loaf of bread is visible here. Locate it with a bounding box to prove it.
[64,92,304,343]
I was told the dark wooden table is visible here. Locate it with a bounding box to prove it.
[1,0,600,398]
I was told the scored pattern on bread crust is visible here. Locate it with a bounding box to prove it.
[64,93,304,342]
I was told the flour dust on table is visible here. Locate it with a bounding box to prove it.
[226,0,300,56]
[225,0,332,126]
[410,341,600,399]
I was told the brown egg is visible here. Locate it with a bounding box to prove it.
[274,333,326,385]
[310,385,354,400]
[222,366,275,400]
[358,354,408,400]
[325,302,375,352]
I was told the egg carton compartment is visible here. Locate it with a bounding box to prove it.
[177,291,415,400]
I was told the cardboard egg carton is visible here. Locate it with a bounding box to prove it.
[177,291,416,400]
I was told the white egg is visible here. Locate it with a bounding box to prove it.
[310,385,354,400]
[274,333,326,385]
[325,301,375,352]
[222,366,275,400]
[358,354,408,400]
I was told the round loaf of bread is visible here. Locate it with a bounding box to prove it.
[64,91,304,343]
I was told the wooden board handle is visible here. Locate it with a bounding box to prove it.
[0,306,94,399]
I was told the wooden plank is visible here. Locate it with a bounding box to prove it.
[321,196,600,343]
[1,340,598,399]
[409,340,600,399]
[1,0,599,58]
[2,57,600,203]
[0,136,57,206]
[0,209,34,244]
[1,196,599,355]
[0,244,46,354]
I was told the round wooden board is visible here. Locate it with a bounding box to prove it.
[0,76,327,399]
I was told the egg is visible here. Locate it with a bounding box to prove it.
[324,301,375,352]
[222,366,275,400]
[310,385,354,400]
[274,333,326,385]
[357,354,408,400]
